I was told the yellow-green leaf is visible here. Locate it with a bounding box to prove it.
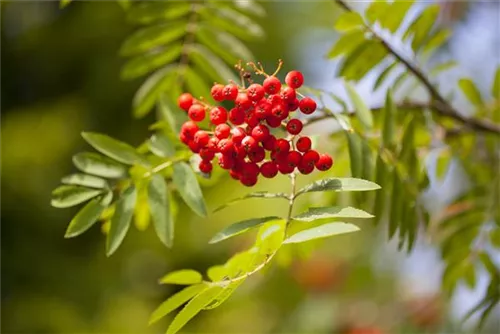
[61,174,108,189]
[51,185,103,208]
[334,12,364,32]
[283,222,360,244]
[209,216,282,244]
[148,174,174,247]
[345,82,373,129]
[172,162,207,217]
[458,78,483,106]
[64,192,113,238]
[82,132,148,166]
[160,269,203,285]
[293,206,373,222]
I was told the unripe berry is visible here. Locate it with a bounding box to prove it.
[210,106,228,125]
[260,161,278,178]
[280,87,296,102]
[193,130,209,147]
[285,70,304,89]
[215,123,231,139]
[188,104,206,122]
[315,153,333,171]
[246,83,265,101]
[286,119,303,135]
[229,107,245,125]
[199,147,215,161]
[263,76,282,94]
[235,93,252,111]
[299,97,317,115]
[199,160,212,173]
[223,84,238,100]
[211,84,225,101]
[178,93,193,111]
[251,124,270,142]
[296,136,312,152]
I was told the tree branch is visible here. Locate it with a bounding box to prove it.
[334,0,500,135]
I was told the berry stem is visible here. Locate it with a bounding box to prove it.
[270,59,284,77]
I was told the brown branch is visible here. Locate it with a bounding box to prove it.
[334,0,500,135]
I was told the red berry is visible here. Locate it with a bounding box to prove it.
[231,127,246,145]
[180,121,199,137]
[286,151,302,168]
[299,97,317,115]
[218,154,235,169]
[262,135,277,151]
[241,135,258,152]
[188,104,206,122]
[215,123,231,139]
[251,124,270,142]
[260,161,278,178]
[241,162,260,178]
[248,146,265,163]
[245,113,259,127]
[211,84,225,101]
[280,87,296,102]
[296,136,312,152]
[298,161,314,175]
[178,93,193,111]
[266,115,282,128]
[315,154,333,171]
[271,104,289,120]
[180,132,190,145]
[278,162,294,174]
[229,169,240,180]
[199,160,213,173]
[246,83,265,101]
[188,140,200,153]
[286,119,303,135]
[274,139,290,154]
[210,106,228,125]
[223,84,238,100]
[268,94,284,106]
[271,151,288,164]
[255,100,272,120]
[207,137,219,150]
[229,107,245,125]
[233,145,247,160]
[235,93,252,111]
[285,70,304,89]
[287,98,300,111]
[193,130,209,147]
[302,150,320,167]
[263,76,282,95]
[199,147,215,161]
[217,138,234,154]
[240,175,258,187]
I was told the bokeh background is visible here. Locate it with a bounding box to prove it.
[2,1,499,333]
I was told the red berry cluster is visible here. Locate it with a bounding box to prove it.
[177,63,333,187]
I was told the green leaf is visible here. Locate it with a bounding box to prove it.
[382,1,414,33]
[479,252,497,275]
[199,7,264,41]
[213,192,288,213]
[403,5,440,50]
[158,94,189,134]
[345,82,373,129]
[195,25,254,64]
[133,65,176,118]
[283,222,360,244]
[166,285,224,334]
[388,172,402,238]
[346,132,362,178]
[361,135,374,181]
[374,61,398,91]
[203,280,243,310]
[327,30,366,59]
[382,89,396,149]
[160,269,203,285]
[106,186,137,256]
[127,2,190,25]
[73,152,128,179]
[184,67,212,101]
[255,220,286,255]
[293,206,373,222]
[172,162,207,217]
[492,66,500,99]
[188,44,239,84]
[61,174,108,189]
[458,78,483,106]
[148,174,174,248]
[230,0,266,17]
[207,265,226,282]
[339,41,387,81]
[429,61,457,76]
[149,284,207,325]
[334,12,364,32]
[60,0,72,9]
[372,156,388,225]
[365,1,390,24]
[209,216,282,244]
[296,177,381,197]
[490,228,500,248]
[120,21,187,56]
[64,192,113,238]
[423,29,451,54]
[121,43,182,80]
[51,185,104,208]
[82,132,148,166]
[149,134,175,158]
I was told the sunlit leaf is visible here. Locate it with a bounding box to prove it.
[149,133,175,158]
[160,269,203,285]
[374,61,398,91]
[334,12,364,32]
[148,174,174,247]
[423,29,451,54]
[106,186,137,256]
[158,94,189,135]
[134,184,150,231]
[365,1,390,24]
[213,192,288,213]
[283,222,360,244]
[382,89,396,149]
[346,132,362,178]
[73,152,128,179]
[51,185,104,208]
[199,6,264,41]
[293,206,373,222]
[403,5,439,50]
[345,82,373,129]
[127,2,190,25]
[209,216,282,244]
[382,1,414,33]
[172,162,207,217]
[195,25,254,64]
[207,265,226,282]
[296,177,381,197]
[429,61,457,76]
[64,192,113,238]
[121,44,182,80]
[133,65,176,118]
[82,132,148,166]
[339,41,387,82]
[189,44,239,84]
[203,280,243,310]
[60,0,72,9]
[327,30,366,59]
[149,284,207,325]
[458,78,483,107]
[185,67,212,100]
[61,173,108,189]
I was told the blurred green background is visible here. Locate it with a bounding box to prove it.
[1,1,498,333]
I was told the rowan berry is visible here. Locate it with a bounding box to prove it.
[240,175,258,187]
[241,135,258,152]
[278,162,295,174]
[263,76,281,94]
[255,100,272,120]
[245,113,259,127]
[211,84,225,101]
[299,97,317,115]
[302,150,320,166]
[229,107,245,125]
[298,161,314,175]
[285,70,304,89]
[271,104,288,120]
[207,137,219,150]
[246,83,265,101]
[199,147,215,161]
[315,154,333,171]
[235,93,252,111]
[296,136,312,152]
[286,119,303,135]
[199,160,213,173]
[229,169,240,180]
[266,115,282,128]
[262,135,277,151]
[248,146,265,163]
[218,154,235,169]
[188,140,200,153]
[274,139,290,154]
[268,94,284,106]
[178,93,193,111]
[231,127,246,145]
[251,124,270,142]
[215,124,230,139]
[210,106,228,125]
[180,121,199,137]
[223,84,238,100]
[188,104,206,122]
[280,87,296,102]
[260,161,278,178]
[287,98,300,111]
[241,162,260,178]
[217,138,234,154]
[286,151,302,168]
[193,130,209,147]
